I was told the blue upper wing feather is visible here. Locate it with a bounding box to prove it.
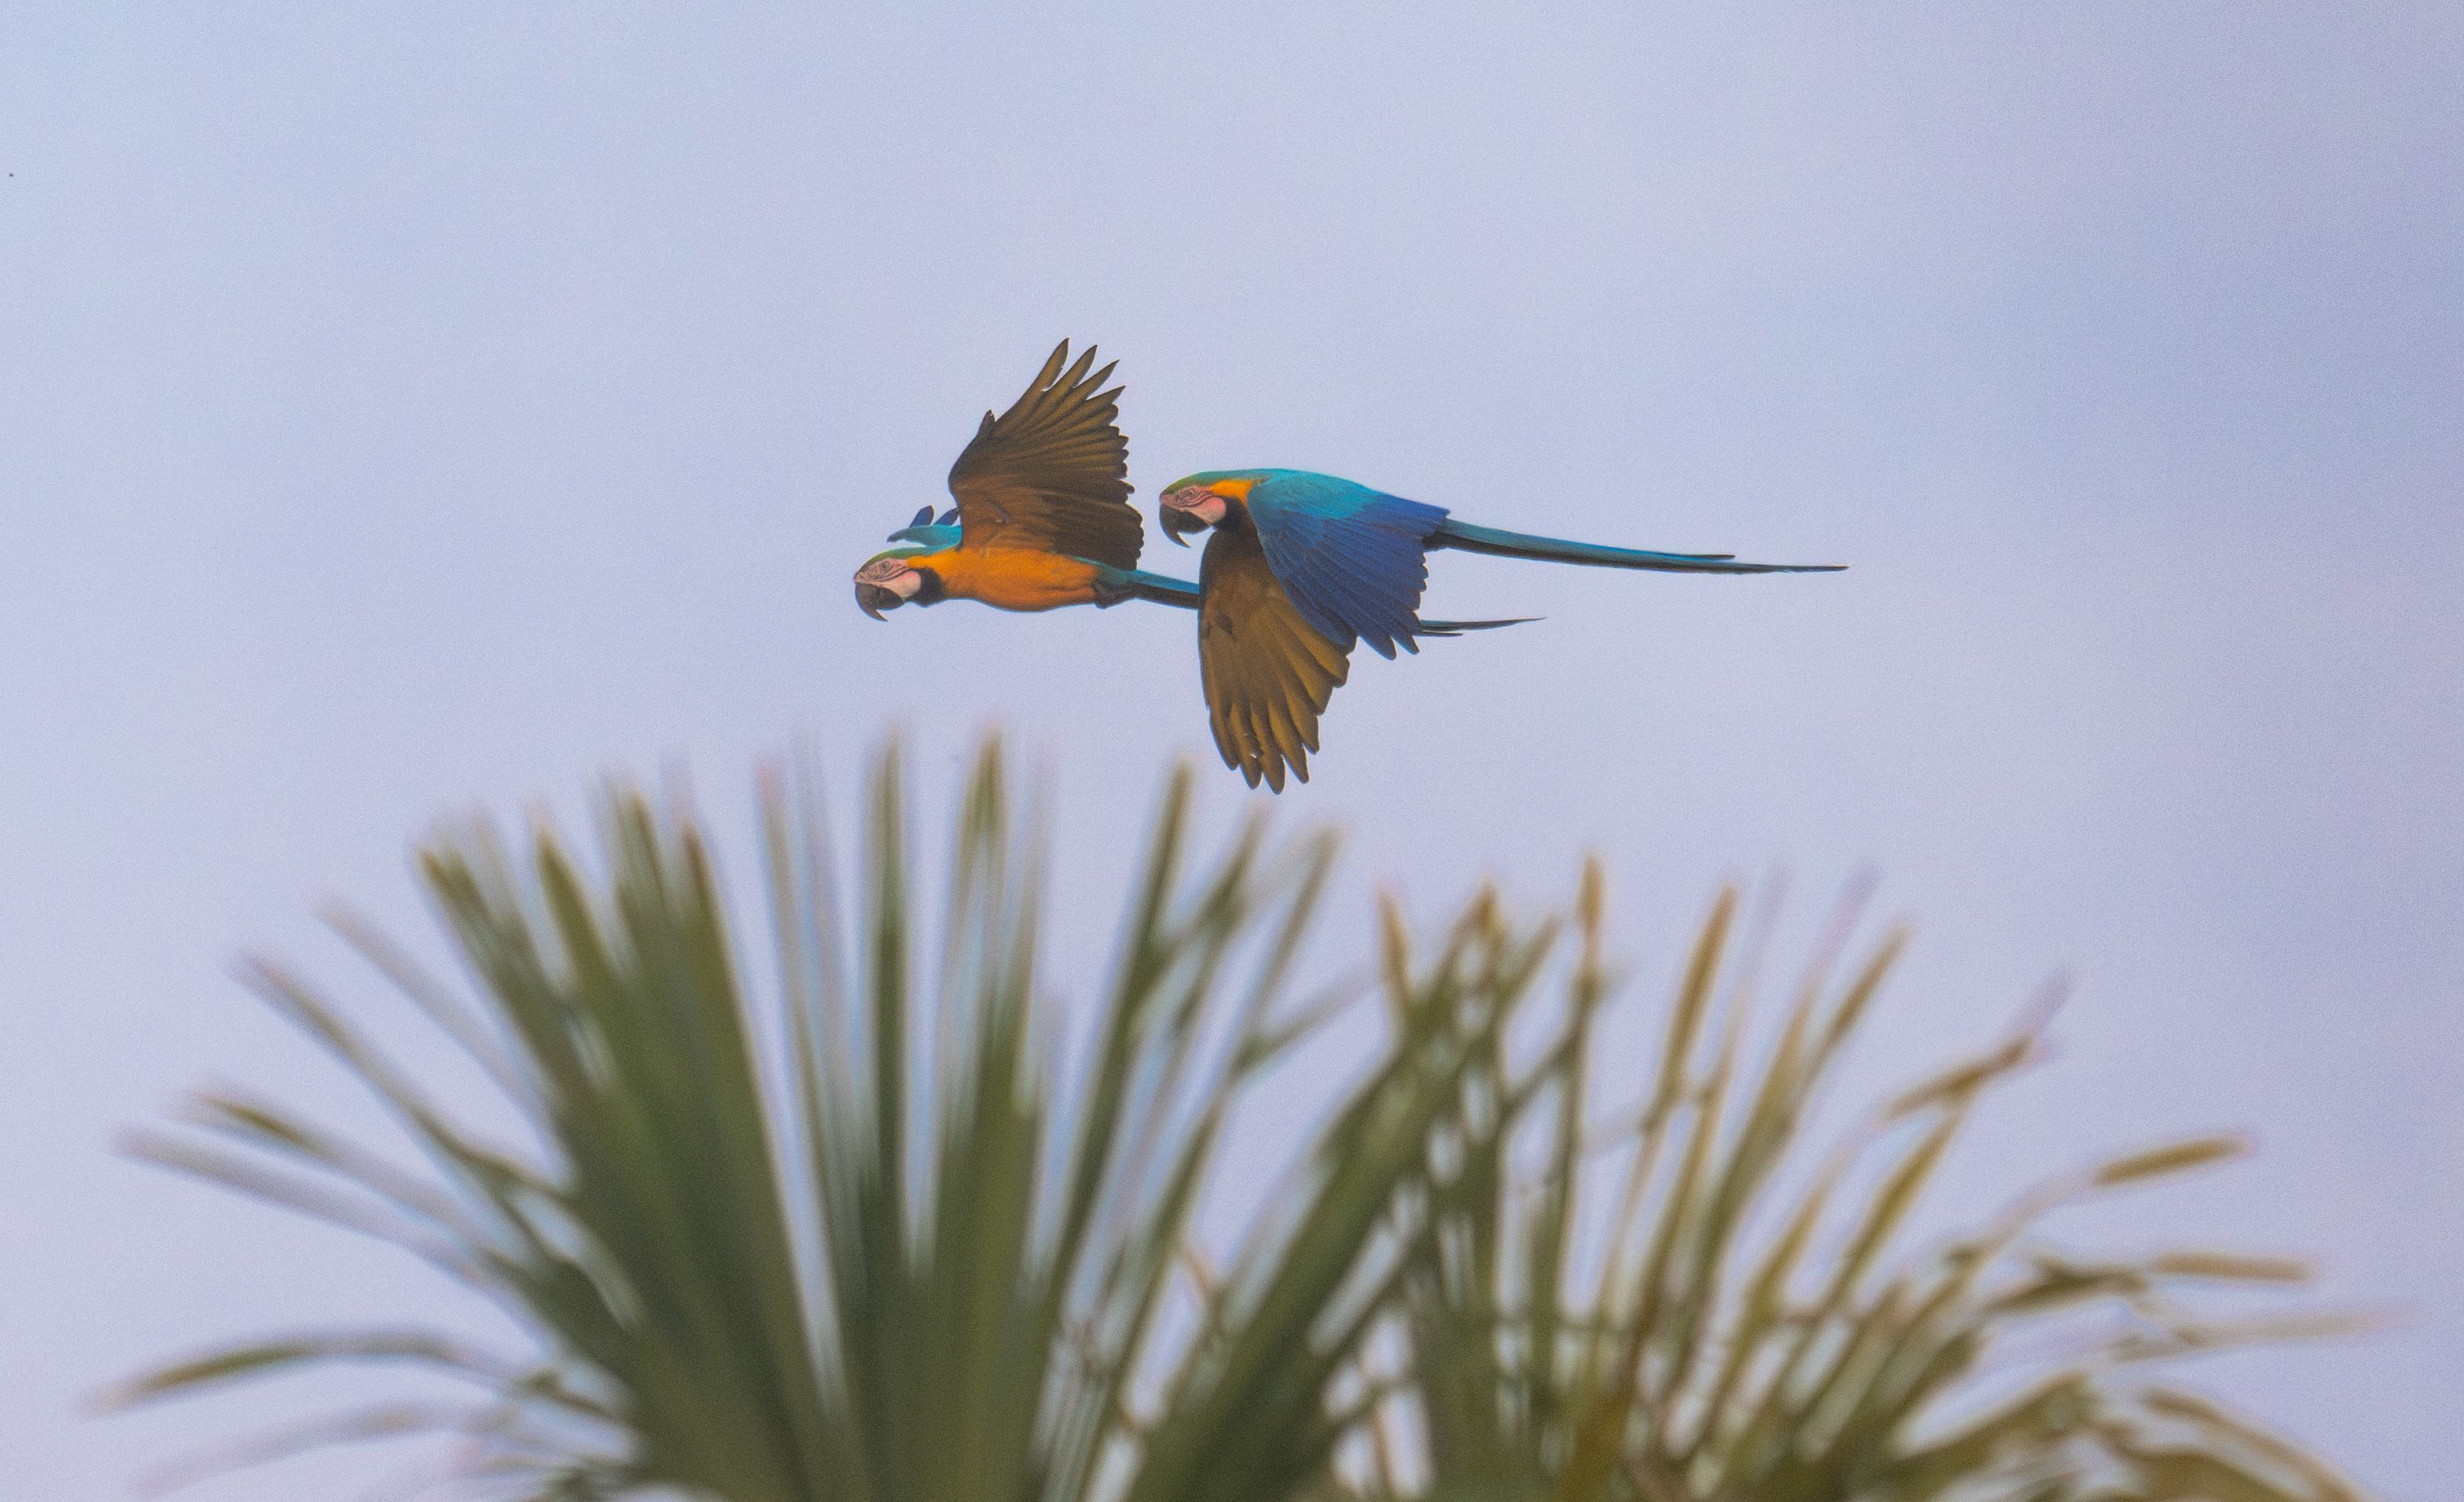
[1242,471,1447,658]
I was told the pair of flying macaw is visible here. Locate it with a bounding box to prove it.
[852,342,1839,791]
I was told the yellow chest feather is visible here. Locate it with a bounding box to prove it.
[929,547,1104,612]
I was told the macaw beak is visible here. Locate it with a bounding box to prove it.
[856,581,904,620]
[1160,486,1223,546]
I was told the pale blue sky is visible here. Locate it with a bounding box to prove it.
[4,3,2458,1497]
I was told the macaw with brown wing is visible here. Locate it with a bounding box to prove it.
[850,342,1192,618]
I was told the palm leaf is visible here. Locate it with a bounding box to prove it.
[119,738,1494,1502]
[1388,872,2369,1502]
[116,742,2370,1502]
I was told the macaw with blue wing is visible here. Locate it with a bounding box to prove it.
[1157,469,1841,791]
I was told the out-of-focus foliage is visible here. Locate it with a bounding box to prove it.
[119,742,1490,1501]
[116,738,2365,1502]
[1377,872,2368,1502]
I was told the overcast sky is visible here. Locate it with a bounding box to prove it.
[4,3,2458,1497]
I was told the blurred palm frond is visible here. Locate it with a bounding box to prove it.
[1386,868,2370,1502]
[119,741,1492,1502]
[116,741,2369,1502]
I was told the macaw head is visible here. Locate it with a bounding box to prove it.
[1158,472,1261,544]
[853,544,944,620]
[886,504,962,550]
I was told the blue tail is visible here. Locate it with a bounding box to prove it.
[1417,616,1531,632]
[1091,570,1529,632]
[1402,615,1534,652]
[1432,518,1842,574]
[1419,610,1527,628]
[1090,564,1538,647]
[1091,566,1204,609]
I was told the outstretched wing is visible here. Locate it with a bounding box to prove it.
[946,341,1141,570]
[1197,518,1350,793]
[1242,471,1446,660]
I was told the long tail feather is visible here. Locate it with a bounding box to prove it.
[1393,615,1536,654]
[1415,616,1535,635]
[1432,518,1842,573]
[1090,562,1538,639]
[1092,567,1204,609]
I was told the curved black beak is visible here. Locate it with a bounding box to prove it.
[1159,506,1200,546]
[856,581,903,620]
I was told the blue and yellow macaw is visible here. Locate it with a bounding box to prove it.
[1157,469,1842,790]
[851,342,1196,618]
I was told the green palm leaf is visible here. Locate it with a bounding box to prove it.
[118,739,1486,1502]
[1388,872,2370,1502]
[116,740,2370,1502]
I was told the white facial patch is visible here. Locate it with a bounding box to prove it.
[1162,487,1227,526]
